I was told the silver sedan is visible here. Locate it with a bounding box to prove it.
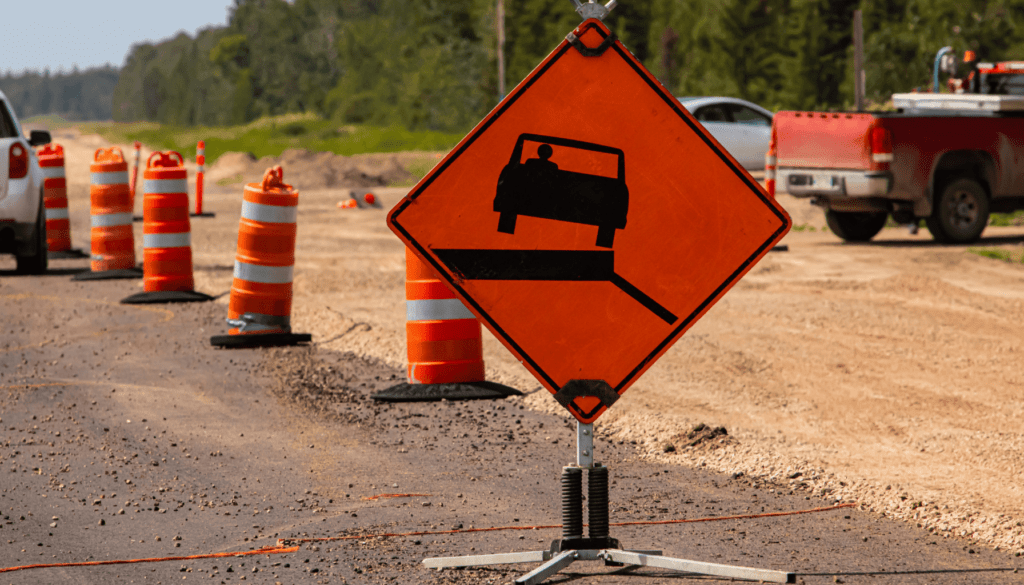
[677,97,773,171]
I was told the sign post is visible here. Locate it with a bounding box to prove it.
[389,2,793,582]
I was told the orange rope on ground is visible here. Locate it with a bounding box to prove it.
[362,493,432,501]
[279,502,857,546]
[0,545,298,575]
[610,502,858,527]
[0,504,857,574]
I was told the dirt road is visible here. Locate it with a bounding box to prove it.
[1,128,1023,583]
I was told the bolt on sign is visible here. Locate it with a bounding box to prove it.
[388,18,791,424]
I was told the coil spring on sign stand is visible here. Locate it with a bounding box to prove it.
[561,466,583,540]
[588,464,610,539]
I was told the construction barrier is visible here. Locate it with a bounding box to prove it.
[371,248,520,402]
[210,166,310,348]
[36,144,86,258]
[337,191,383,209]
[191,140,214,217]
[121,152,213,304]
[72,147,142,281]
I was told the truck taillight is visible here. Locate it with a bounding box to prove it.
[765,127,778,197]
[9,142,28,179]
[870,125,893,166]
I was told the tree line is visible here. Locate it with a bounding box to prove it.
[0,66,119,121]
[10,0,1024,128]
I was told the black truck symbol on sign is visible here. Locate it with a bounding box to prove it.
[493,133,628,248]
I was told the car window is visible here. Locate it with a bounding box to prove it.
[0,102,18,138]
[693,105,731,123]
[519,139,620,179]
[729,105,772,127]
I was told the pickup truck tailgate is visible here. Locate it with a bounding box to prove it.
[774,111,876,169]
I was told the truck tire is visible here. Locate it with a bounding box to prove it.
[15,194,48,275]
[926,177,989,244]
[824,210,887,242]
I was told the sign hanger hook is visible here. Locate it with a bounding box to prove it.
[570,0,617,21]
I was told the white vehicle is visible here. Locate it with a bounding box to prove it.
[0,89,51,273]
[677,96,773,171]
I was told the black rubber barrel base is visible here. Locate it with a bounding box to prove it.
[72,268,143,281]
[210,332,312,348]
[132,215,144,223]
[190,212,216,218]
[771,244,789,252]
[48,248,89,259]
[121,290,215,305]
[371,381,522,402]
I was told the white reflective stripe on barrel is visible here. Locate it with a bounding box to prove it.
[90,170,130,185]
[90,212,133,227]
[144,232,191,249]
[41,166,66,179]
[143,178,188,194]
[241,200,297,224]
[233,260,293,284]
[197,165,205,173]
[45,207,70,220]
[765,155,777,166]
[406,299,475,321]
[765,169,776,180]
[872,153,893,163]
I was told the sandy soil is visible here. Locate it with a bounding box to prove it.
[28,127,1024,559]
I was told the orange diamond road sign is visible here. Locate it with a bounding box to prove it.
[387,18,791,424]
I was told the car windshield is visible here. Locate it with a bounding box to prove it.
[730,105,772,126]
[519,139,620,179]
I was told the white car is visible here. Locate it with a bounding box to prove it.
[677,97,773,171]
[0,89,51,273]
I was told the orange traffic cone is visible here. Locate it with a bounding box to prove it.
[191,140,215,218]
[121,152,214,304]
[210,166,311,348]
[73,147,142,281]
[372,248,520,402]
[36,144,87,259]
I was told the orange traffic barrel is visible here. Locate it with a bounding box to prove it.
[73,147,142,281]
[121,152,213,305]
[371,248,520,402]
[210,166,310,348]
[37,144,86,258]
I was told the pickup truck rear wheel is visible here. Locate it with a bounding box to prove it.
[926,178,989,244]
[824,210,887,242]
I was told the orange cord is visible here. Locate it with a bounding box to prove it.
[610,502,858,527]
[279,502,857,546]
[362,493,431,501]
[0,503,856,574]
[0,545,298,575]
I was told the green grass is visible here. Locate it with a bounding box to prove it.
[34,113,465,164]
[967,247,1021,263]
[989,210,1024,227]
[790,223,819,232]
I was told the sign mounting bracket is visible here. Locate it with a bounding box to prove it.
[570,0,617,22]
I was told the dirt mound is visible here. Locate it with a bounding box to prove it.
[207,148,417,190]
[664,423,735,453]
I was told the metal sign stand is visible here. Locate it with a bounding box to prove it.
[423,3,794,582]
[423,421,795,584]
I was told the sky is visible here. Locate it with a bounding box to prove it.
[3,0,236,75]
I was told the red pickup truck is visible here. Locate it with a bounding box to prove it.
[767,64,1024,243]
